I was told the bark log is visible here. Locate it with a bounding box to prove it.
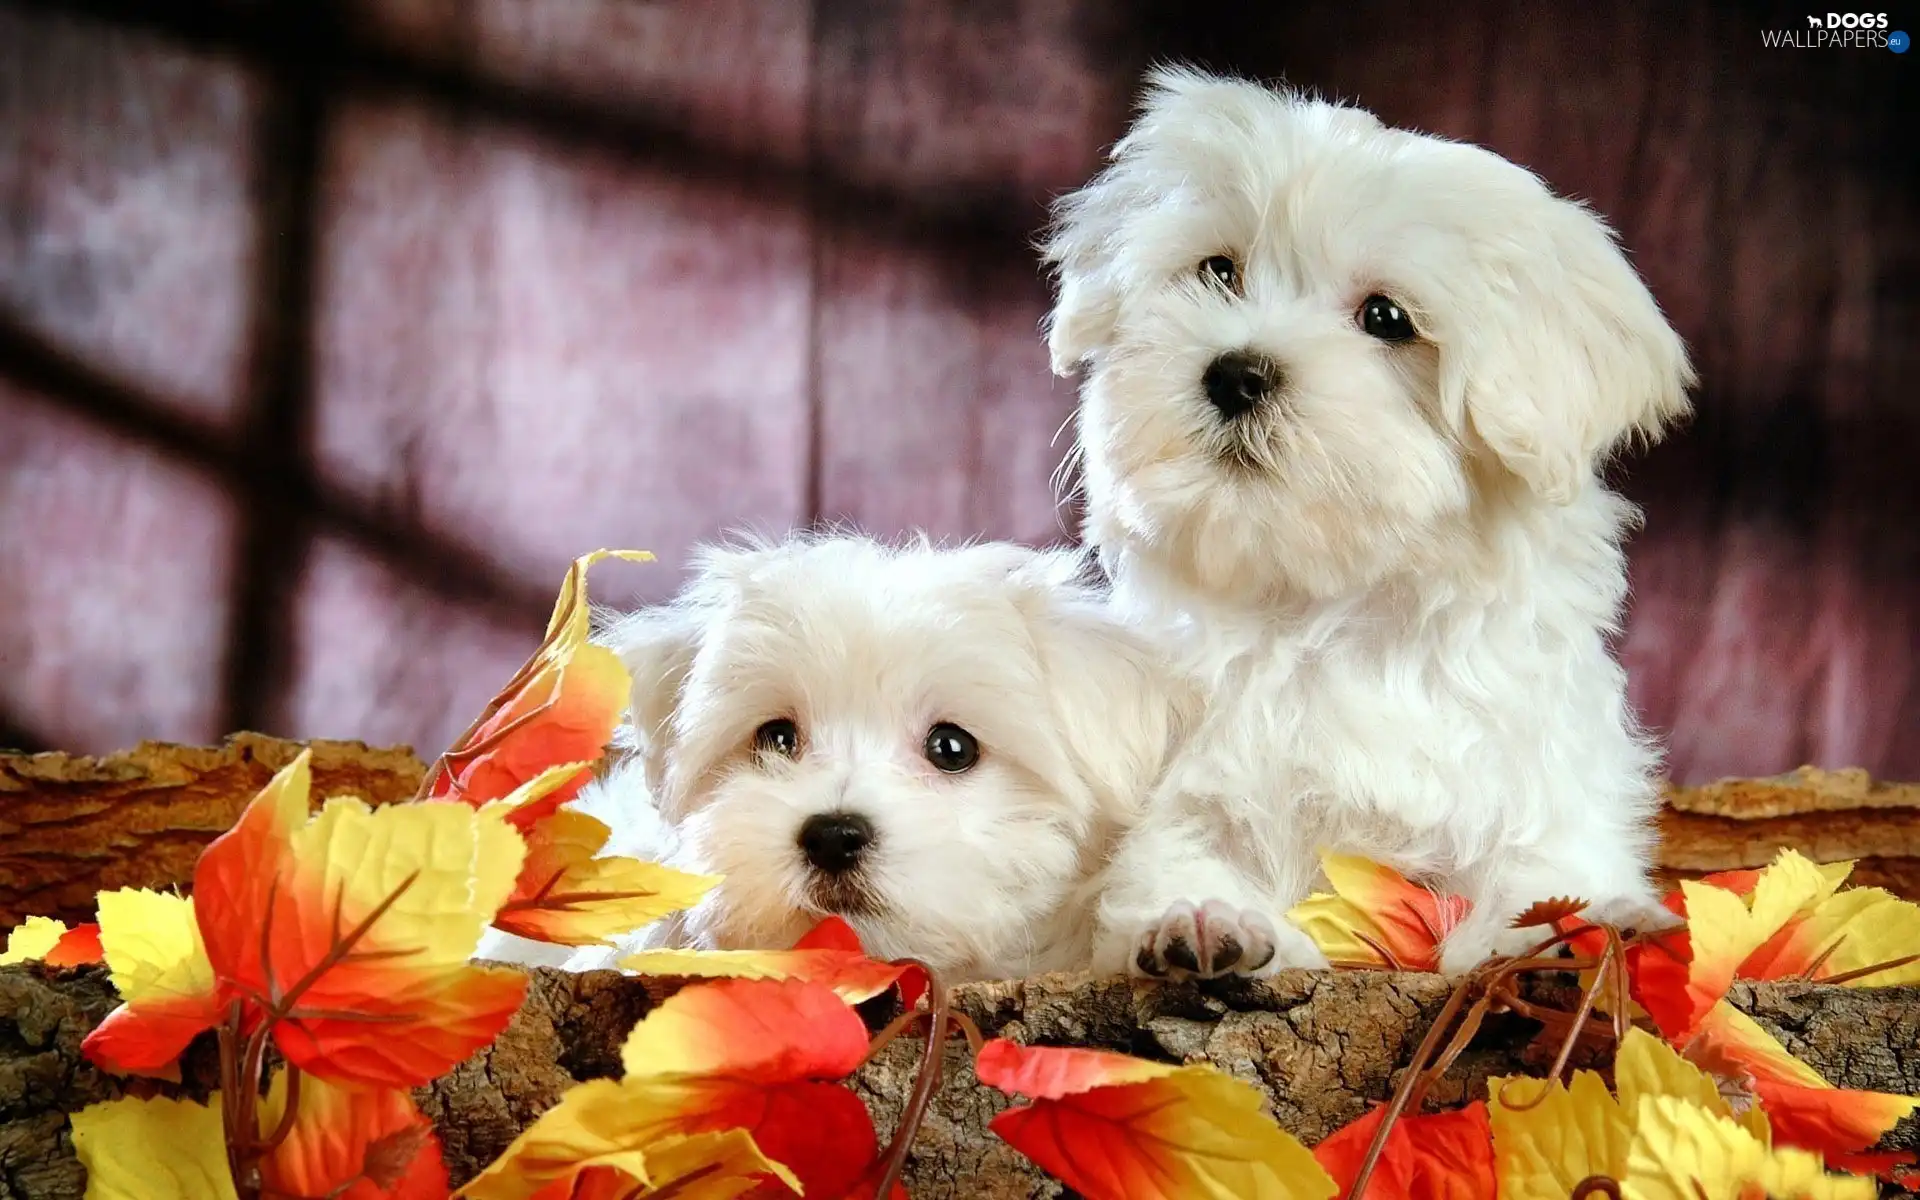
[0,734,425,927]
[3,963,1915,1199]
[1654,766,1920,899]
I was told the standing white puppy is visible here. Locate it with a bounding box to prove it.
[1046,68,1695,978]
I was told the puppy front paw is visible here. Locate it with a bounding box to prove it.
[1580,894,1684,938]
[1132,900,1326,980]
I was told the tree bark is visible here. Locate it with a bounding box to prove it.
[3,963,1914,1198]
[0,734,425,928]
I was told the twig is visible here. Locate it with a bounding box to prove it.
[1820,952,1920,986]
[870,959,949,1199]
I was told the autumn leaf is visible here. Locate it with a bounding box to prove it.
[1684,1001,1918,1163]
[1286,854,1469,972]
[493,807,719,947]
[463,983,871,1199]
[431,550,653,823]
[1488,1027,1792,1199]
[456,1082,800,1200]
[1635,851,1916,1044]
[258,1070,449,1199]
[1311,1102,1492,1200]
[622,916,926,1006]
[622,976,873,1081]
[1737,882,1920,987]
[0,915,103,966]
[81,889,225,1076]
[1488,1070,1632,1199]
[69,1093,240,1200]
[975,1038,1336,1200]
[193,751,530,1088]
[540,1130,802,1200]
[1621,1094,1875,1200]
[614,978,883,1197]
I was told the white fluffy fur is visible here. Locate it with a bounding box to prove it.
[476,533,1190,982]
[1045,68,1696,977]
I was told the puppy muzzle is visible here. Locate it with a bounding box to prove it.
[1202,350,1284,420]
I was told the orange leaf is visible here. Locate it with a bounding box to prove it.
[259,1071,449,1200]
[616,978,885,1198]
[1758,1082,1920,1161]
[1287,855,1468,972]
[1311,1104,1492,1200]
[194,752,530,1087]
[622,917,924,1007]
[976,1039,1336,1199]
[432,550,651,819]
[798,916,927,1009]
[622,978,870,1083]
[1685,1001,1919,1163]
[494,808,718,947]
[81,889,224,1076]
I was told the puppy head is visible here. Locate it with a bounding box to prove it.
[1046,66,1694,603]
[602,534,1185,980]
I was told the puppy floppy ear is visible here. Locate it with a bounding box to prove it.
[595,604,704,801]
[1041,181,1133,376]
[1006,551,1199,823]
[1447,196,1695,504]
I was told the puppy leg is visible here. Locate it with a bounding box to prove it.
[1438,838,1673,975]
[1094,814,1326,980]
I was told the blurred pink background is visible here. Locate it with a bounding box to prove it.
[1,0,1914,781]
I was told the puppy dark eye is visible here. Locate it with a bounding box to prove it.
[923,722,980,774]
[1358,294,1417,342]
[753,718,801,759]
[1199,255,1240,294]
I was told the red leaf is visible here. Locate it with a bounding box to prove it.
[81,993,225,1077]
[1311,1106,1416,1199]
[1311,1103,1492,1200]
[45,923,105,967]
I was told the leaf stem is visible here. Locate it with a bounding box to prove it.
[870,959,950,1198]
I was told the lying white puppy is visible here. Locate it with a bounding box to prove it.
[1044,68,1695,977]
[478,534,1190,983]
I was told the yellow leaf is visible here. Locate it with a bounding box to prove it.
[1615,1027,1734,1120]
[69,1094,240,1200]
[0,915,69,964]
[1621,1095,1874,1200]
[620,946,914,1006]
[492,809,719,947]
[454,1080,799,1200]
[95,889,216,1007]
[483,762,599,822]
[1487,1071,1630,1199]
[544,549,655,645]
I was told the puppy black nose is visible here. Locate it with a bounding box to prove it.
[1202,351,1280,419]
[798,812,875,874]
